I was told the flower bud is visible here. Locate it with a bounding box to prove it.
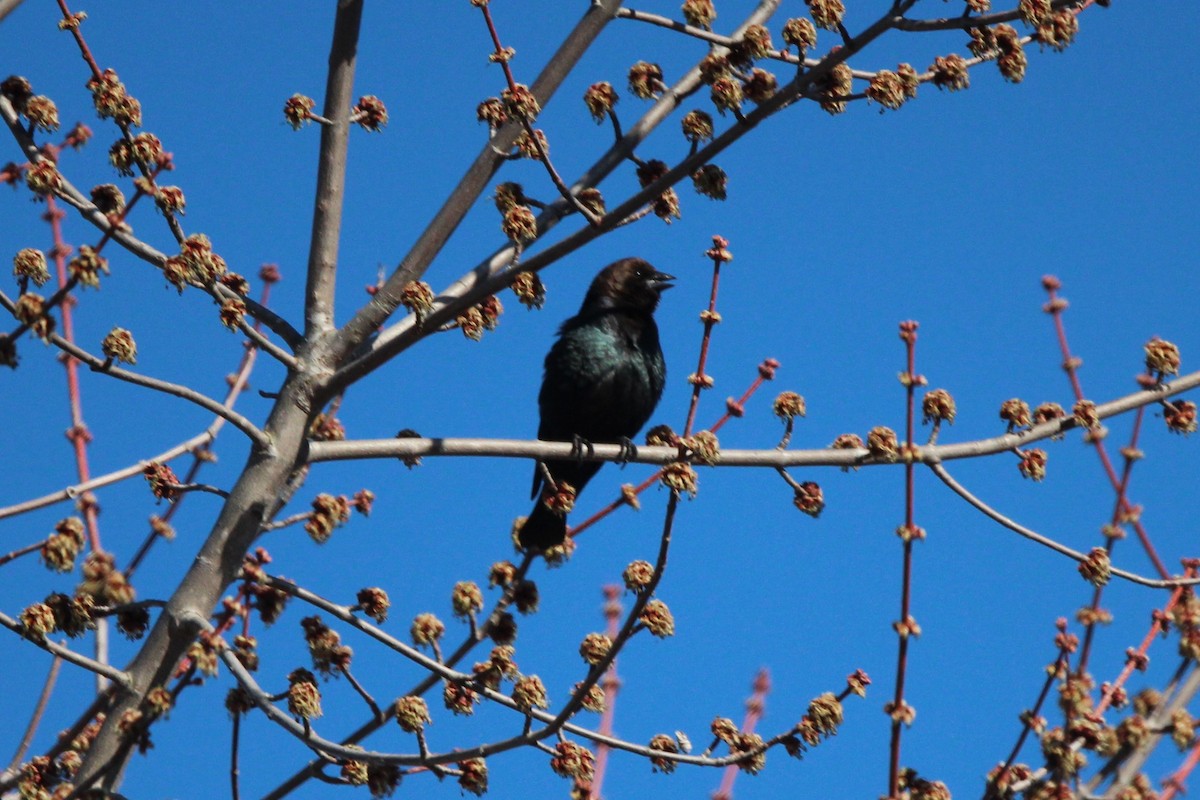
[574,682,607,712]
[101,327,137,364]
[1018,448,1048,481]
[648,733,680,773]
[579,632,612,665]
[774,391,807,418]
[681,0,716,28]
[410,612,445,646]
[710,76,743,115]
[20,602,56,640]
[286,668,322,720]
[819,63,853,115]
[681,109,714,143]
[806,0,844,30]
[743,68,777,104]
[24,95,60,132]
[1144,337,1181,376]
[922,389,956,425]
[782,17,817,51]
[1078,547,1111,587]
[356,587,389,623]
[283,94,315,129]
[866,426,899,462]
[578,187,606,217]
[512,128,548,160]
[13,248,50,287]
[549,741,594,780]
[1165,400,1198,434]
[502,204,537,243]
[583,82,617,123]
[400,281,435,323]
[444,681,478,716]
[660,462,698,497]
[793,482,824,517]
[352,95,388,131]
[512,674,549,709]
[25,161,61,196]
[394,695,431,732]
[871,69,913,110]
[686,430,720,465]
[457,758,489,796]
[1072,399,1099,430]
[510,271,546,310]
[807,692,844,736]
[627,61,664,99]
[691,164,727,200]
[930,54,970,91]
[999,398,1032,429]
[451,581,484,618]
[640,599,675,637]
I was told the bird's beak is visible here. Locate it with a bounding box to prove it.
[647,270,675,292]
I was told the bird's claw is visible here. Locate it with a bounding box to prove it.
[616,437,638,468]
[570,434,595,462]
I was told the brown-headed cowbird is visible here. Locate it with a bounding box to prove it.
[519,257,673,550]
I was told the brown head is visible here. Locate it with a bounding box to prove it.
[580,257,675,315]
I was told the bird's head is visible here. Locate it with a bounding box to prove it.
[585,257,675,314]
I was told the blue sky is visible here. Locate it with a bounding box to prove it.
[2,1,1199,798]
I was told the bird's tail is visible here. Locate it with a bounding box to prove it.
[518,501,568,550]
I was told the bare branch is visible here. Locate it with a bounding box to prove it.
[0,289,271,448]
[309,367,1200,469]
[330,1,783,389]
[303,0,364,338]
[6,654,62,771]
[0,338,258,521]
[0,96,305,353]
[929,462,1196,588]
[0,0,26,24]
[229,566,817,773]
[332,0,628,364]
[0,612,133,688]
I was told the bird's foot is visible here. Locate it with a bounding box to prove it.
[570,434,595,462]
[616,437,638,468]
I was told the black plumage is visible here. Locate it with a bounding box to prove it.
[519,257,674,550]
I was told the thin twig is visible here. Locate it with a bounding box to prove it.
[682,242,726,437]
[0,96,304,351]
[0,539,46,567]
[0,611,132,687]
[588,586,623,800]
[1043,278,1170,578]
[478,2,601,226]
[340,665,383,721]
[7,654,62,770]
[231,711,242,800]
[331,1,781,389]
[0,288,271,448]
[887,321,920,797]
[330,0,627,370]
[929,463,1198,588]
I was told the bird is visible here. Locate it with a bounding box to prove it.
[519,257,674,550]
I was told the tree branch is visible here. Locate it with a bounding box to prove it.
[0,288,270,448]
[329,0,783,389]
[302,0,363,338]
[330,0,628,365]
[929,462,1196,588]
[307,364,1200,469]
[0,95,305,352]
[0,612,132,688]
